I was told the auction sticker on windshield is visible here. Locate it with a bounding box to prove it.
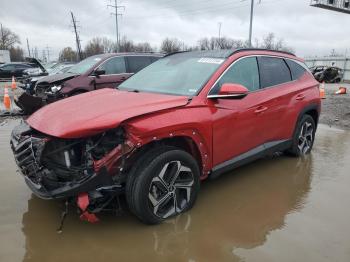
[198,58,224,64]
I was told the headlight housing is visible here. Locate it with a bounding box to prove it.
[51,85,62,93]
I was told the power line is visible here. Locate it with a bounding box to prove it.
[70,11,83,61]
[108,0,125,52]
[126,0,250,20]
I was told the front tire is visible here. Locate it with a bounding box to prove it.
[287,115,316,157]
[126,147,200,224]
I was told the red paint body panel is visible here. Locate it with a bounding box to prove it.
[26,49,321,179]
[27,89,189,138]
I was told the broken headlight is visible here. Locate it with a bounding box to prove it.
[51,85,62,93]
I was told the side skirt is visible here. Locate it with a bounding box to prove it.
[210,140,292,180]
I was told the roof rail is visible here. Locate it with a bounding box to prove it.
[164,50,190,57]
[164,48,296,58]
[231,48,296,57]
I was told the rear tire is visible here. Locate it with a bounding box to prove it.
[126,146,200,224]
[287,115,316,157]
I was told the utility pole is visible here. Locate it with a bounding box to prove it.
[34,47,38,59]
[0,23,4,49]
[70,11,83,61]
[248,0,261,47]
[218,22,222,49]
[46,45,50,62]
[42,49,46,62]
[248,0,255,47]
[108,0,125,52]
[26,38,31,57]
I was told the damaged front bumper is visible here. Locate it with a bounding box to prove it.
[23,167,122,200]
[10,122,126,200]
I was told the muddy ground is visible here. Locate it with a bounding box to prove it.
[319,83,350,129]
[1,120,350,262]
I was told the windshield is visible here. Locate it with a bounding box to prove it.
[67,55,103,74]
[119,54,225,96]
[49,65,73,75]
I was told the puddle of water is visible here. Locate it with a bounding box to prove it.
[1,120,350,262]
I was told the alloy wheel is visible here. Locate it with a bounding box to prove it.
[148,161,194,219]
[298,121,314,155]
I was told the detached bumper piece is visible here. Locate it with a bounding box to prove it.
[15,93,44,115]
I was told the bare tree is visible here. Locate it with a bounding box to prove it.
[0,24,21,50]
[160,38,182,53]
[198,38,210,50]
[256,33,294,53]
[119,36,135,52]
[84,37,114,57]
[9,46,24,61]
[198,37,247,50]
[134,42,153,52]
[59,47,78,62]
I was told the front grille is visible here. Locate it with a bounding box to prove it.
[35,83,50,98]
[11,126,46,184]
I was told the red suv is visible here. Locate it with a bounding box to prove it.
[11,49,320,224]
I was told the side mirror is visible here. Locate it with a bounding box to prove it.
[92,68,105,77]
[208,83,249,99]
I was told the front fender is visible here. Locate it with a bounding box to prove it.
[123,107,213,177]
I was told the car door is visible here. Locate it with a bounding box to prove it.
[254,56,295,143]
[257,56,315,144]
[14,64,30,77]
[0,64,15,78]
[94,56,130,89]
[208,56,267,166]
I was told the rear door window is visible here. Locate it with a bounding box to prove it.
[210,57,260,94]
[1,64,15,71]
[285,59,307,80]
[151,56,161,63]
[15,64,31,69]
[126,56,153,73]
[257,57,292,88]
[99,57,126,75]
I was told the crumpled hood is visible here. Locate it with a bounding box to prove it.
[27,89,189,138]
[36,73,77,85]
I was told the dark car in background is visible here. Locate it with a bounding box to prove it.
[311,65,343,83]
[0,62,36,80]
[20,63,75,95]
[0,58,47,80]
[16,53,163,114]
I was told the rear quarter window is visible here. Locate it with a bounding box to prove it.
[285,59,308,80]
[126,56,153,73]
[258,57,291,88]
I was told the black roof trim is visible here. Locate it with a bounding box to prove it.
[232,48,296,57]
[164,48,296,59]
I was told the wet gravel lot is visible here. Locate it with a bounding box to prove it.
[319,83,350,130]
[1,119,350,262]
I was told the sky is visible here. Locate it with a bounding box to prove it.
[1,0,350,60]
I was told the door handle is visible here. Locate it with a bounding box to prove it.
[296,94,305,100]
[255,106,268,114]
